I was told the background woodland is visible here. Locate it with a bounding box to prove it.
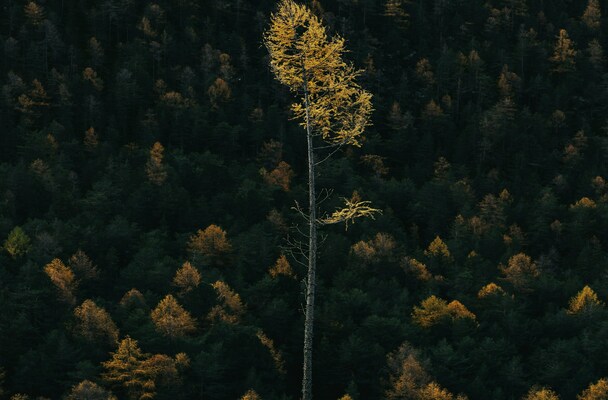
[2,0,608,399]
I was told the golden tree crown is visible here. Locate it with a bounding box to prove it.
[264,0,373,146]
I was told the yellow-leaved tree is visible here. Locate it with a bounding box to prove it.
[150,295,196,338]
[264,2,377,398]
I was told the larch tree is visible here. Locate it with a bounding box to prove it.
[578,378,608,400]
[66,380,117,400]
[264,2,377,398]
[145,141,167,185]
[102,337,152,400]
[73,299,120,345]
[582,0,601,31]
[172,261,201,295]
[44,258,77,304]
[550,29,577,73]
[150,294,196,338]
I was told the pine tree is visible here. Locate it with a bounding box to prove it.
[264,4,376,396]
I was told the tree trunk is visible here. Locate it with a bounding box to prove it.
[302,78,317,400]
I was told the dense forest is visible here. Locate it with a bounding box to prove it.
[2,0,608,398]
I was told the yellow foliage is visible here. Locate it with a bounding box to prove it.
[385,343,430,399]
[351,232,396,262]
[567,285,604,314]
[173,261,202,294]
[550,29,577,73]
[240,390,262,400]
[424,236,451,259]
[66,380,117,400]
[208,281,246,324]
[257,330,286,373]
[406,258,433,282]
[264,0,373,147]
[207,77,231,108]
[150,295,196,338]
[384,0,409,28]
[187,224,232,261]
[422,100,443,119]
[146,141,167,185]
[261,161,294,191]
[269,254,296,279]
[578,378,608,400]
[44,258,77,304]
[523,387,560,400]
[84,127,98,150]
[24,2,45,25]
[412,296,449,328]
[478,283,505,299]
[415,58,434,84]
[412,296,476,328]
[418,382,458,400]
[500,253,540,291]
[83,67,104,90]
[322,192,381,230]
[582,0,601,31]
[102,337,150,400]
[571,197,596,209]
[74,299,119,344]
[338,395,354,400]
[120,288,147,308]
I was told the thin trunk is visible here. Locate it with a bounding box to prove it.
[302,73,317,400]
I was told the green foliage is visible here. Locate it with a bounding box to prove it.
[3,226,31,259]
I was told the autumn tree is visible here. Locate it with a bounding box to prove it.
[150,294,196,338]
[3,226,31,259]
[145,141,167,185]
[499,253,540,291]
[66,380,117,400]
[73,299,119,344]
[44,258,77,304]
[207,280,246,324]
[187,224,232,264]
[102,337,152,400]
[523,387,560,400]
[567,285,604,315]
[264,3,375,397]
[172,261,201,294]
[268,254,296,279]
[578,378,608,400]
[582,0,601,31]
[241,389,262,400]
[550,29,577,73]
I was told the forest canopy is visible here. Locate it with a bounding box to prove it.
[1,0,608,399]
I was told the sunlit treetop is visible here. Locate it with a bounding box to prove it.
[264,0,372,146]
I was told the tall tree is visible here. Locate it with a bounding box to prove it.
[264,2,376,398]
